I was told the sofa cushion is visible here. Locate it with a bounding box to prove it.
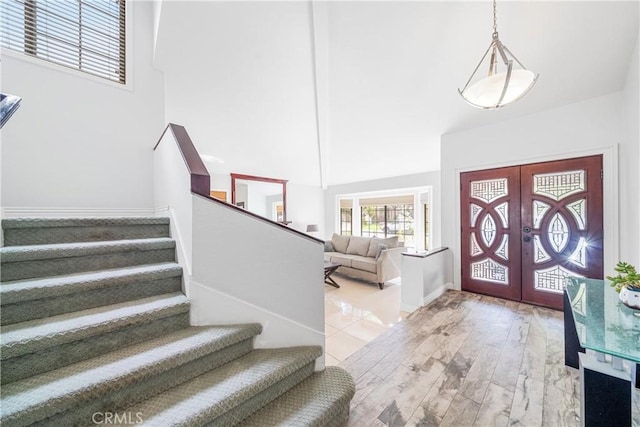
[351,256,377,274]
[331,233,350,253]
[324,241,335,252]
[330,253,353,268]
[346,236,371,257]
[367,236,400,257]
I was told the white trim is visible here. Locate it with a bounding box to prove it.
[162,206,192,279]
[1,206,156,218]
[188,279,325,370]
[451,145,618,290]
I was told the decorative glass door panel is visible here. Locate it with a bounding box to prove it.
[461,155,603,310]
[520,156,603,309]
[461,167,522,302]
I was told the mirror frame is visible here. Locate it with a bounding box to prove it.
[230,173,289,223]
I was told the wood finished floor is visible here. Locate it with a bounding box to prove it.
[339,290,640,427]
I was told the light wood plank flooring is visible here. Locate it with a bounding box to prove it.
[338,289,640,427]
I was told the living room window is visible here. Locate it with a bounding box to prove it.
[1,0,126,84]
[424,203,430,250]
[339,200,353,236]
[360,195,415,246]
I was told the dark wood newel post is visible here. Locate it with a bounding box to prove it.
[154,123,210,197]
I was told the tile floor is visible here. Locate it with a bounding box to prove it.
[324,273,408,366]
[328,287,640,427]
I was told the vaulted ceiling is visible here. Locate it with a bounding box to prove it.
[154,1,639,187]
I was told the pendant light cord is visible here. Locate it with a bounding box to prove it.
[492,0,498,39]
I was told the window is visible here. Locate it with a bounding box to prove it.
[360,195,415,246]
[424,203,430,250]
[339,200,353,236]
[1,0,126,84]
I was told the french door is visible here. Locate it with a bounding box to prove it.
[461,155,603,310]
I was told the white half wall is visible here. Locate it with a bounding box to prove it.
[190,195,325,365]
[1,1,164,210]
[441,91,630,290]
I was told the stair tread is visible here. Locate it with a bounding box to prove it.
[240,366,355,427]
[120,347,322,426]
[0,238,175,263]
[0,262,182,304]
[1,292,189,359]
[0,324,263,424]
[2,217,170,229]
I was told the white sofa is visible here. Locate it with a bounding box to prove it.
[324,234,404,289]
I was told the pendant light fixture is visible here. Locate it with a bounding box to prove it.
[458,0,538,109]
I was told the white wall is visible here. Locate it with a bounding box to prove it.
[287,183,325,234]
[622,35,639,264]
[324,171,441,246]
[1,1,164,210]
[156,1,321,187]
[441,91,631,290]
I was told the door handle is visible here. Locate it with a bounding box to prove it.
[523,236,531,242]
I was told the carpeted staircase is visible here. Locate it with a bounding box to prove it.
[0,217,354,426]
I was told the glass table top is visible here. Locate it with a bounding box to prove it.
[566,277,640,363]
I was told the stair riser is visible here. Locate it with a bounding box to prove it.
[211,362,316,426]
[3,225,170,246]
[30,340,255,427]
[2,276,183,325]
[2,312,189,384]
[1,249,176,281]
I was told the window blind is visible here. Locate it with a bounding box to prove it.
[1,0,126,84]
[360,195,414,206]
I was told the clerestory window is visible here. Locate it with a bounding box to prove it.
[1,0,126,84]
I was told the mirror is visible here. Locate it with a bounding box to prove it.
[231,173,288,223]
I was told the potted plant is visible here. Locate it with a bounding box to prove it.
[607,261,640,310]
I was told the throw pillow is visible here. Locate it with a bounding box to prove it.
[346,236,371,257]
[331,233,350,253]
[324,241,335,252]
[375,243,388,260]
[367,236,399,257]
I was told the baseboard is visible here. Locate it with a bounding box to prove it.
[160,206,192,280]
[189,279,325,370]
[423,283,450,306]
[2,207,157,218]
[400,282,452,313]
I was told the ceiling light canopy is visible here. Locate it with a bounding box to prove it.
[459,0,538,109]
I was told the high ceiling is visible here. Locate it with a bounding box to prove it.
[154,1,639,187]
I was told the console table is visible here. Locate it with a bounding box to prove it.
[564,277,640,426]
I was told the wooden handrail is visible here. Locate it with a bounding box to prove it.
[154,123,210,197]
[155,124,323,245]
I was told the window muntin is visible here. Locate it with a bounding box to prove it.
[340,208,352,236]
[361,204,415,246]
[1,0,126,84]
